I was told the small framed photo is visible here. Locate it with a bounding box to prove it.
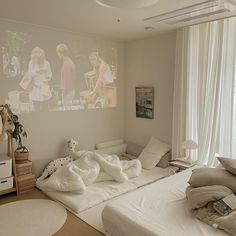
[135,87,154,119]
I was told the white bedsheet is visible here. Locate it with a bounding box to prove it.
[102,169,228,236]
[37,166,173,214]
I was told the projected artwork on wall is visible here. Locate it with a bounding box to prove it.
[0,26,118,113]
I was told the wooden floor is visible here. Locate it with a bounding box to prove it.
[0,188,104,236]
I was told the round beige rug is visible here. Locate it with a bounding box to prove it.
[0,199,67,236]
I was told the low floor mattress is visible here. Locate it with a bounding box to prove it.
[102,169,228,236]
[37,166,174,214]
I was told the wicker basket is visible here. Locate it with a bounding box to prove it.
[14,146,29,163]
[17,173,35,194]
[16,160,32,176]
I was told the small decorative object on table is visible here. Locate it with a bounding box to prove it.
[170,139,198,171]
[182,139,198,163]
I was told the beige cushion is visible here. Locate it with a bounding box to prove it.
[188,168,236,192]
[138,137,171,169]
[126,142,143,157]
[186,185,233,209]
[217,157,236,176]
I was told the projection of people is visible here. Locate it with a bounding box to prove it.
[10,55,21,77]
[56,44,76,106]
[27,47,52,111]
[87,52,116,108]
[2,47,10,76]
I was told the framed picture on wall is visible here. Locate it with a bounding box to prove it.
[135,86,154,119]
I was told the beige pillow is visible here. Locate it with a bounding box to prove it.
[138,137,171,169]
[186,185,233,209]
[188,168,236,192]
[217,157,236,176]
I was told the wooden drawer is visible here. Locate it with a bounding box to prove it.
[16,160,32,176]
[0,155,12,179]
[0,176,13,191]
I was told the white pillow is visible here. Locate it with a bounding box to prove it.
[95,139,124,149]
[138,137,171,169]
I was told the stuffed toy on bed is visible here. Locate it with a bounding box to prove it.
[37,138,79,182]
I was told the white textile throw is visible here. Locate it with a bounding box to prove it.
[37,151,141,193]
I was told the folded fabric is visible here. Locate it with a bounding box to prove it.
[188,168,236,192]
[217,157,236,176]
[186,185,233,209]
[186,184,236,236]
[215,211,236,236]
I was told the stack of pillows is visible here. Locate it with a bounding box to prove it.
[187,157,236,235]
[188,157,236,192]
[122,137,171,169]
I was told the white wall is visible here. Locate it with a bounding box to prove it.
[0,19,176,163]
[0,20,125,161]
[124,32,176,146]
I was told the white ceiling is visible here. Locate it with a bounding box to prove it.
[0,0,235,41]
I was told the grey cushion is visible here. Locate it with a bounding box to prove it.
[126,142,143,157]
[156,151,171,168]
[188,168,236,192]
[217,157,236,176]
[121,153,137,160]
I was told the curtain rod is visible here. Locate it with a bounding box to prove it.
[182,14,236,29]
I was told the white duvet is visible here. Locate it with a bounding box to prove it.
[37,151,141,193]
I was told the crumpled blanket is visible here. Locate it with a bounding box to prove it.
[186,185,236,236]
[37,151,142,193]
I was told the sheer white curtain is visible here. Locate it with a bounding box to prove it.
[172,17,236,166]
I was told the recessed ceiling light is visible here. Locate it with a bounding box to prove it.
[96,0,159,9]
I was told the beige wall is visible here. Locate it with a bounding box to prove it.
[0,20,125,161]
[124,32,176,146]
[0,19,176,162]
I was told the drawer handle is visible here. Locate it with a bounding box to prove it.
[0,162,6,165]
[0,180,7,184]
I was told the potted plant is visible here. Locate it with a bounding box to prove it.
[12,115,28,162]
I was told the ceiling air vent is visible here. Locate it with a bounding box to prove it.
[143,0,236,25]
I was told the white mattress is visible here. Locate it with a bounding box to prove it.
[102,169,228,236]
[38,166,174,214]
